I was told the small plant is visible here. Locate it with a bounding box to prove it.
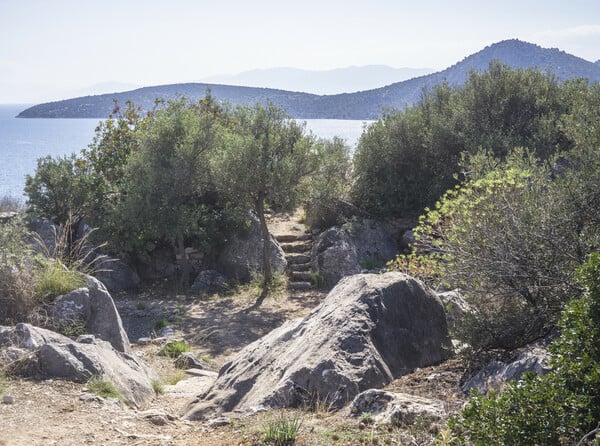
[136,301,147,310]
[165,370,186,385]
[309,270,325,289]
[57,318,87,337]
[86,376,122,400]
[262,413,302,445]
[359,412,375,426]
[151,379,164,395]
[159,339,190,358]
[0,372,7,394]
[34,259,85,301]
[153,318,170,330]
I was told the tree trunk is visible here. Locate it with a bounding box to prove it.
[255,192,272,285]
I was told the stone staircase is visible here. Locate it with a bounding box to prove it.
[276,232,314,291]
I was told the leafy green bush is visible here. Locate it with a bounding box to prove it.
[410,147,599,349]
[449,254,600,445]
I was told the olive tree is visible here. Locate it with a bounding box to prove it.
[212,104,319,304]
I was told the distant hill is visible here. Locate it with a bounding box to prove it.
[200,65,434,95]
[18,39,600,120]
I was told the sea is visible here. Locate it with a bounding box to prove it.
[0,104,372,200]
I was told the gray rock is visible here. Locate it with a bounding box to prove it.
[174,352,209,370]
[191,270,227,294]
[0,324,155,408]
[437,289,472,333]
[217,213,286,282]
[49,276,131,353]
[312,219,398,288]
[183,272,452,420]
[350,389,445,425]
[94,258,140,293]
[462,340,552,394]
[2,395,14,404]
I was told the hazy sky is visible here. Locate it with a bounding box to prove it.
[1,0,600,103]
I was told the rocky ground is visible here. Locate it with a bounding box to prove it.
[0,213,468,446]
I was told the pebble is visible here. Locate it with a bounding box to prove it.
[2,395,15,404]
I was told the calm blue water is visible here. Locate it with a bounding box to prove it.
[0,104,370,199]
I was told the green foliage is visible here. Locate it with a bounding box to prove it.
[25,154,93,225]
[261,413,302,445]
[86,376,123,400]
[34,259,85,301]
[301,137,353,229]
[159,340,191,358]
[151,379,164,395]
[449,254,600,445]
[410,146,599,349]
[352,62,575,219]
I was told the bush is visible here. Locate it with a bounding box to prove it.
[449,254,600,445]
[410,147,599,349]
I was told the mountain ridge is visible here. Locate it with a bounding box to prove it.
[17,39,600,120]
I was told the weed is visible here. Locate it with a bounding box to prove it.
[165,370,186,385]
[153,318,170,330]
[34,259,85,301]
[151,379,164,395]
[136,301,147,310]
[0,372,6,394]
[262,413,302,445]
[359,412,375,426]
[86,376,122,400]
[159,340,190,358]
[57,318,87,337]
[309,270,325,289]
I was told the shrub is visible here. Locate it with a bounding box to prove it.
[411,147,599,349]
[449,254,600,445]
[159,340,191,358]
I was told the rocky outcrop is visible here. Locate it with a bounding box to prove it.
[191,270,227,294]
[312,219,398,288]
[183,272,452,420]
[437,289,472,333]
[350,389,445,425]
[49,275,131,353]
[462,340,552,394]
[217,213,286,282]
[94,257,140,293]
[0,324,155,408]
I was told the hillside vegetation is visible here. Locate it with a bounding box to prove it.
[17,61,600,444]
[17,39,600,120]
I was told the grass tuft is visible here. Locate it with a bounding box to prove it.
[159,340,191,358]
[262,413,302,445]
[86,376,122,400]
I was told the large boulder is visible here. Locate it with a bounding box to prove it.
[183,272,452,420]
[49,275,131,353]
[0,323,155,408]
[216,213,286,282]
[94,257,140,293]
[312,219,398,288]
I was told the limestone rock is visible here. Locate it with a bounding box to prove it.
[94,258,140,293]
[50,275,131,353]
[174,352,209,370]
[437,289,472,332]
[217,213,286,282]
[183,272,451,420]
[462,340,552,394]
[0,324,155,408]
[350,389,445,425]
[191,270,227,294]
[312,219,398,288]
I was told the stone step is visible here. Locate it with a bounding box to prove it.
[291,271,312,282]
[276,233,312,243]
[285,253,311,264]
[289,261,311,272]
[280,241,313,253]
[288,281,312,291]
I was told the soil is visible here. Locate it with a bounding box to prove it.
[0,212,467,446]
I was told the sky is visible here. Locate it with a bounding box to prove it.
[1,0,600,103]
